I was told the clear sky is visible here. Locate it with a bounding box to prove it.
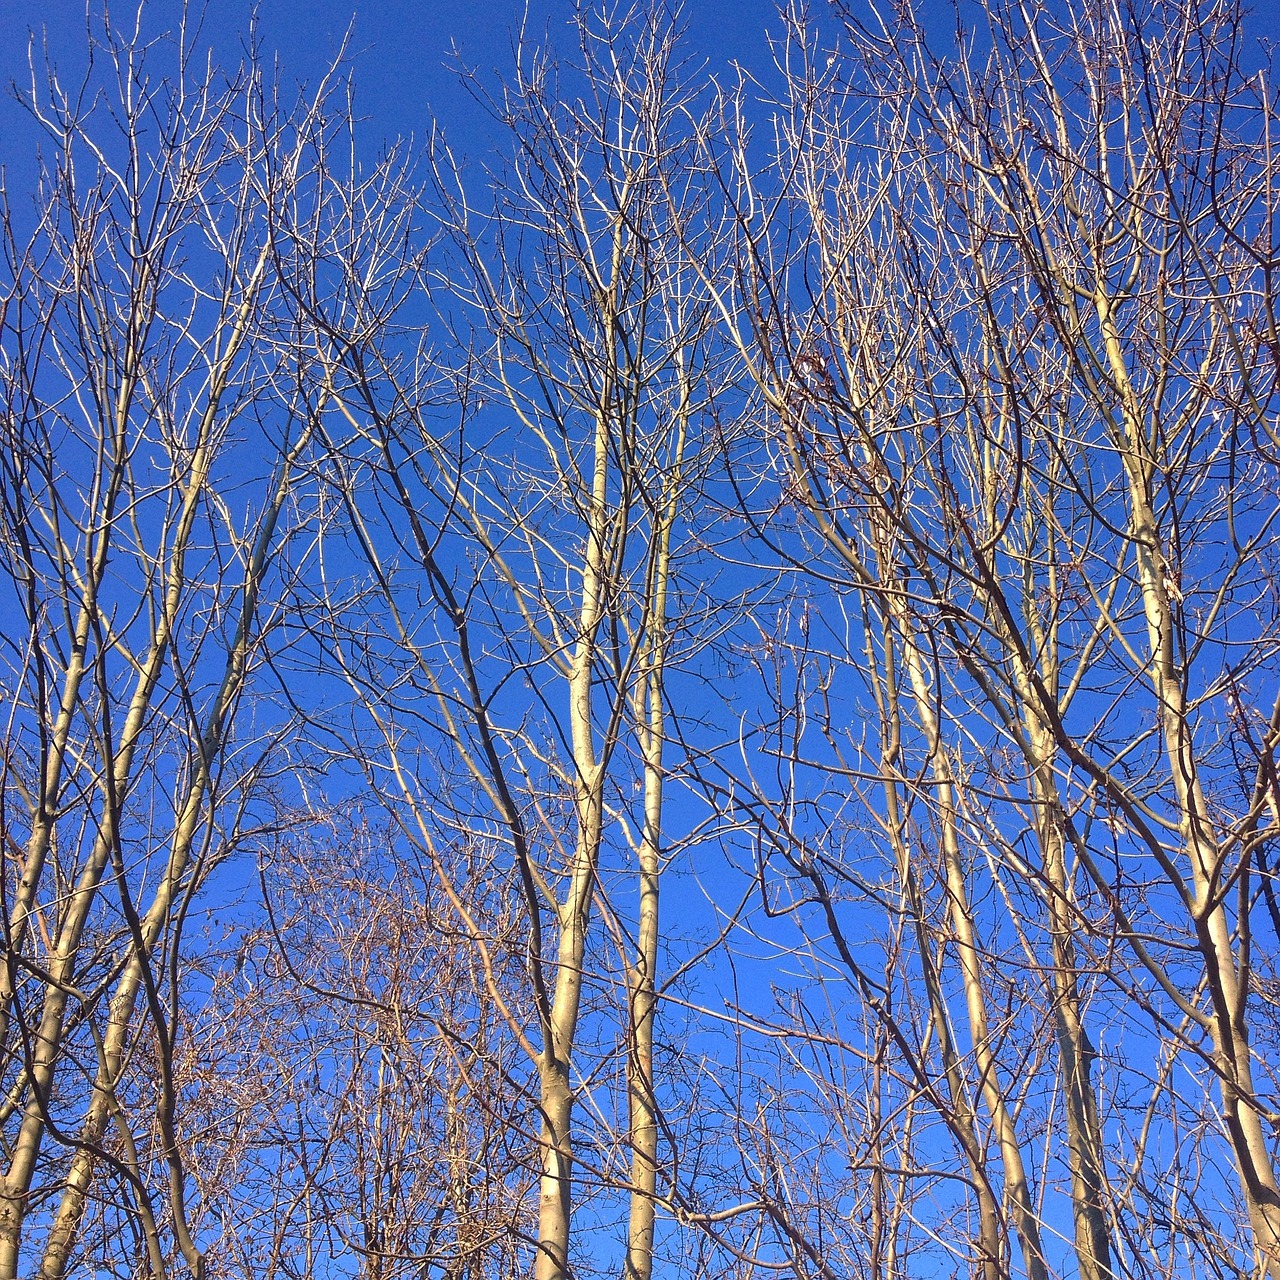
[0,0,792,179]
[2,0,1277,188]
[3,0,1277,193]
[1,4,1278,1276]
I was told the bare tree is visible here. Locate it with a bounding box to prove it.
[705,0,1280,1277]
[0,9,391,1275]
[179,808,533,1280]
[8,4,1277,1279]
[288,9,737,1279]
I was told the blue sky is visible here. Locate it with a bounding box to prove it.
[3,0,1276,192]
[0,0,792,179]
[3,0,1277,189]
[2,3,1278,1275]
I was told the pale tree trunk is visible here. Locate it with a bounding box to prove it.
[1004,482,1113,1280]
[622,562,666,1280]
[33,415,308,1280]
[894,601,1048,1280]
[534,394,612,1280]
[0,416,218,1280]
[868,534,1002,1280]
[623,388,688,1280]
[0,225,276,1273]
[1024,716,1112,1280]
[1098,292,1280,1278]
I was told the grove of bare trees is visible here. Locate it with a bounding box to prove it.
[1,1,1278,1278]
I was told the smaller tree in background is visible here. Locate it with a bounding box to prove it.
[182,810,534,1280]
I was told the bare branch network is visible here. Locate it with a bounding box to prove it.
[1,1,1279,1278]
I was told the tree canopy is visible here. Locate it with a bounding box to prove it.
[1,2,1279,1278]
